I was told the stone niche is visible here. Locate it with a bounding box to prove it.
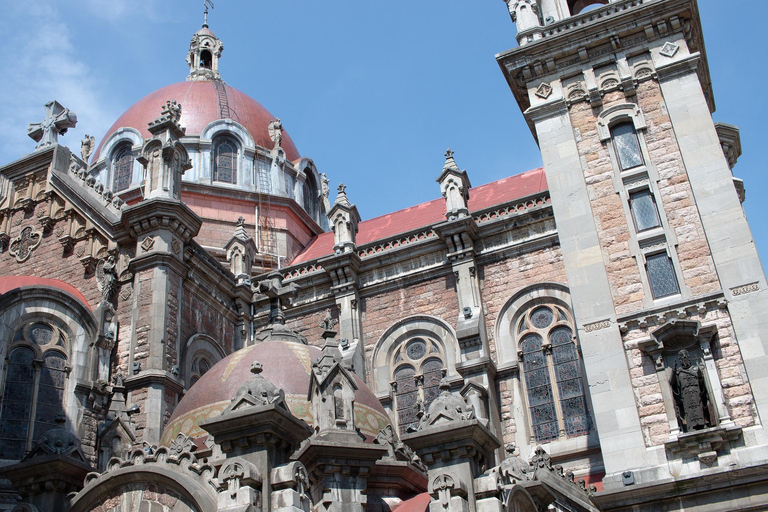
[638,319,742,467]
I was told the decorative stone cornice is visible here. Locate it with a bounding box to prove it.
[121,197,202,242]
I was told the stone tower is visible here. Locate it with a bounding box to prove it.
[498,0,768,508]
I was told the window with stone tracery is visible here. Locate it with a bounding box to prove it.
[189,355,212,387]
[0,322,68,460]
[213,136,238,184]
[517,304,589,443]
[112,143,134,192]
[392,338,445,434]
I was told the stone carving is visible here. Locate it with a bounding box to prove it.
[9,226,42,263]
[374,424,426,472]
[433,473,456,508]
[168,433,196,457]
[80,134,95,162]
[268,118,283,148]
[416,378,475,430]
[319,308,338,332]
[96,255,118,302]
[535,82,553,99]
[112,367,125,387]
[659,41,679,58]
[219,458,263,506]
[140,236,155,252]
[671,349,712,432]
[584,319,611,333]
[228,360,287,412]
[27,100,77,150]
[731,282,759,296]
[23,414,85,462]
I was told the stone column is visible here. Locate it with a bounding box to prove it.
[526,99,647,474]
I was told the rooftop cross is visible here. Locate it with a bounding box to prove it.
[254,271,298,325]
[203,0,214,28]
[27,101,77,150]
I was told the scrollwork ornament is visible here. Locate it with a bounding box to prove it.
[9,226,42,262]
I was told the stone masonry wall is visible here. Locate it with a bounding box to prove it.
[568,83,719,315]
[361,274,459,380]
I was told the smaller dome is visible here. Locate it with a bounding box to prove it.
[161,341,391,447]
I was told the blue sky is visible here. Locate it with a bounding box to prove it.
[1,1,766,268]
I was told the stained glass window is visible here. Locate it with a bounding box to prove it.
[112,145,134,192]
[213,137,238,184]
[647,252,680,299]
[550,327,590,436]
[518,303,590,443]
[521,333,559,442]
[422,358,443,406]
[33,352,67,443]
[0,323,69,460]
[629,189,661,232]
[394,365,417,434]
[610,122,644,170]
[392,336,445,434]
[0,347,35,459]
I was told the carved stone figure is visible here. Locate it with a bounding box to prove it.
[671,349,711,431]
[96,255,118,302]
[81,134,95,162]
[319,307,338,331]
[268,118,283,148]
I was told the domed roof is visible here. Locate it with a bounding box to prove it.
[92,81,300,162]
[160,341,391,447]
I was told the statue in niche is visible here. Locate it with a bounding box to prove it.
[670,349,712,432]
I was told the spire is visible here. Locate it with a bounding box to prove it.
[436,148,471,220]
[203,0,213,28]
[328,183,361,254]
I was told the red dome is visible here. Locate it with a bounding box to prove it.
[160,341,391,447]
[93,81,300,161]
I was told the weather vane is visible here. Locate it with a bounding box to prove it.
[203,0,214,28]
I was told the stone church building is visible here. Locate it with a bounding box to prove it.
[0,0,766,510]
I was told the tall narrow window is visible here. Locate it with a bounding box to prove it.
[112,144,134,192]
[303,172,318,220]
[0,323,68,460]
[518,304,590,443]
[213,137,238,184]
[629,189,661,232]
[392,337,445,434]
[610,122,644,170]
[646,252,680,299]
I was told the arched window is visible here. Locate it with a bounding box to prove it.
[392,337,445,434]
[189,355,212,387]
[303,172,318,220]
[518,304,589,443]
[112,143,134,192]
[213,136,238,184]
[0,322,68,460]
[200,50,212,69]
[610,122,644,171]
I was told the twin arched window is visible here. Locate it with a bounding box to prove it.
[0,322,68,460]
[213,136,239,184]
[518,304,589,443]
[392,338,444,434]
[112,143,134,192]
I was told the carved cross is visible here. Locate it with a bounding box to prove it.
[27,101,77,150]
[433,474,454,508]
[444,148,454,159]
[254,271,297,325]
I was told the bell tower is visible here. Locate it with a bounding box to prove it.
[186,3,224,82]
[497,0,768,505]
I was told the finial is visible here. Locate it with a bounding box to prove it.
[444,148,454,159]
[237,216,245,226]
[338,183,346,194]
[203,0,214,28]
[250,360,263,374]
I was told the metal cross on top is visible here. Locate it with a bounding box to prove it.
[254,271,298,325]
[203,0,214,28]
[27,101,77,150]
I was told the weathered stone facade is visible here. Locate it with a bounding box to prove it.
[1,1,768,511]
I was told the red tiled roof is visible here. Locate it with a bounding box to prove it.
[392,493,430,512]
[290,167,547,265]
[0,276,91,310]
